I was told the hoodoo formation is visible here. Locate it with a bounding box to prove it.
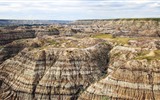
[0,19,160,100]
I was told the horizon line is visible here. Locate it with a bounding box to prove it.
[0,17,160,21]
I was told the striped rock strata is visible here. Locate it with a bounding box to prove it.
[0,37,43,64]
[0,36,108,64]
[0,38,111,100]
[0,30,35,45]
[71,19,160,37]
[79,46,160,100]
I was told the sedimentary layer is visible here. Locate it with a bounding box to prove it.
[78,46,160,100]
[0,38,111,100]
[71,19,160,37]
[0,30,35,45]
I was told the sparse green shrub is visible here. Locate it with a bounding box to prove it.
[101,96,110,100]
[92,34,113,39]
[0,46,4,49]
[92,33,134,44]
[135,50,160,61]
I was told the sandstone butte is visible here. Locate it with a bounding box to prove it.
[0,19,160,100]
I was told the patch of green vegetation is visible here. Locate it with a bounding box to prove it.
[92,34,113,39]
[135,50,160,61]
[47,40,59,45]
[0,45,4,49]
[101,96,110,100]
[36,39,60,50]
[92,34,133,44]
[38,38,87,49]
[112,52,121,57]
[101,42,109,45]
[113,37,131,44]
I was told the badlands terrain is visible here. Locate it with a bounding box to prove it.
[0,18,160,100]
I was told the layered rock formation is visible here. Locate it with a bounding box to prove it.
[0,37,111,100]
[0,30,35,45]
[70,19,160,37]
[79,46,160,100]
[0,38,41,64]
[35,28,60,37]
[128,39,160,50]
[0,36,107,65]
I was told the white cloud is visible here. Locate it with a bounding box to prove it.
[0,0,159,20]
[0,1,83,12]
[150,2,160,8]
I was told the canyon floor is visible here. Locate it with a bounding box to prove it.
[0,19,160,100]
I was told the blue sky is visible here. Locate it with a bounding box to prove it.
[0,0,159,20]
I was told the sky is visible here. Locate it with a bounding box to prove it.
[0,0,159,20]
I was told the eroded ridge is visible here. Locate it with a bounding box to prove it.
[78,46,160,100]
[0,37,111,100]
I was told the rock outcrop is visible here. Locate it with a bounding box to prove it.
[79,46,160,100]
[0,38,41,64]
[0,30,35,45]
[35,28,60,37]
[70,19,160,37]
[0,37,111,100]
[0,36,107,65]
[128,39,160,50]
